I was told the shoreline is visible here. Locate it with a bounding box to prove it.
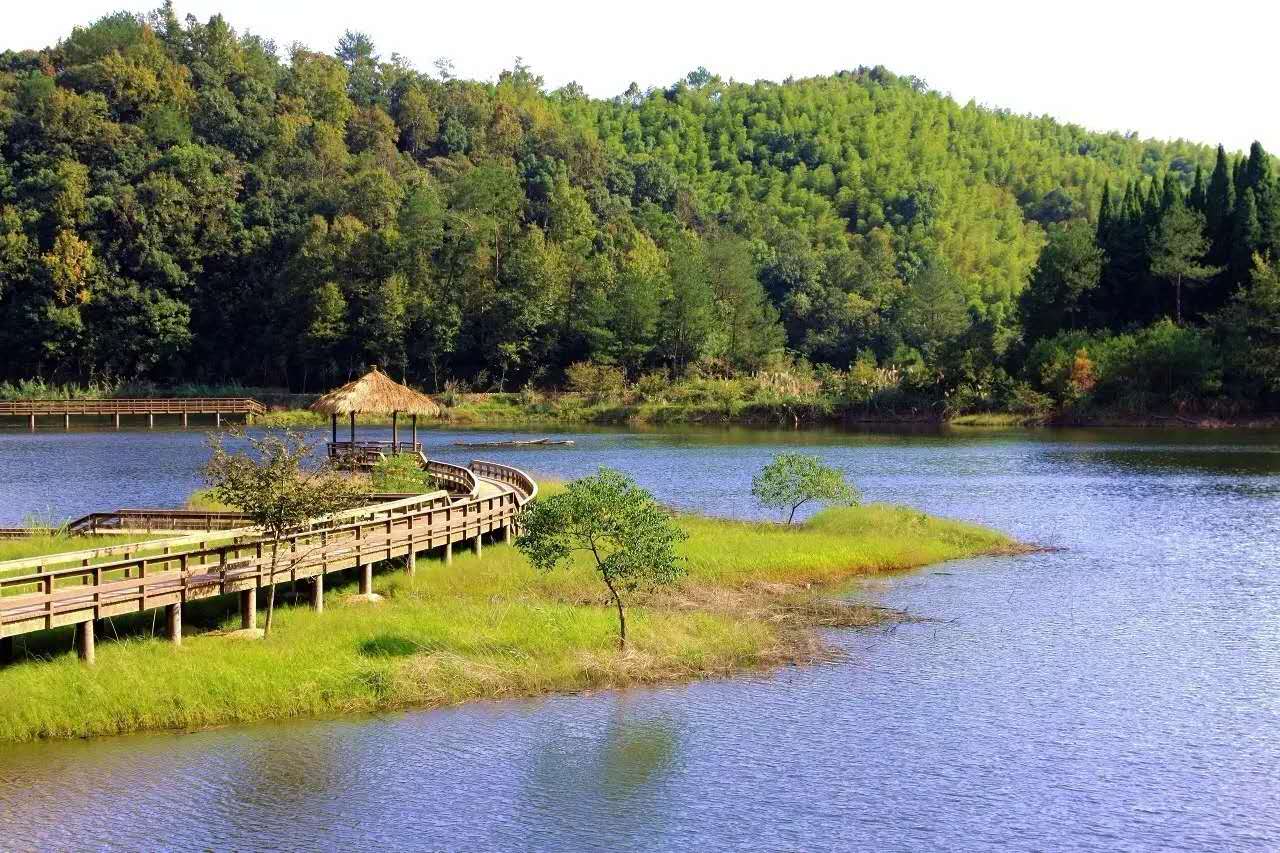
[0,503,1026,743]
[243,401,1280,432]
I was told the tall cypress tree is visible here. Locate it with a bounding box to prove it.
[1233,156,1250,201]
[1245,141,1270,190]
[1161,171,1182,212]
[1143,177,1163,229]
[1244,142,1278,257]
[1205,146,1234,243]
[1188,164,1206,213]
[1229,188,1261,288]
[1096,181,1113,240]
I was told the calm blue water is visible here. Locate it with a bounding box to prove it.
[1,423,1278,851]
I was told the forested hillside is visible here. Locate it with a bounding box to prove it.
[3,6,1279,415]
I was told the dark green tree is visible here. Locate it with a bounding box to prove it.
[1149,201,1221,324]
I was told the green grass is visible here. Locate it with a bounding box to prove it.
[948,412,1044,427]
[0,501,1019,742]
[0,533,155,565]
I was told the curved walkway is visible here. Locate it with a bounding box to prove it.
[0,459,537,664]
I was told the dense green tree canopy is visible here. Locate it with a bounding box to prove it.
[0,5,1274,414]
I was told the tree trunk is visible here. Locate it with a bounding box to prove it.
[603,575,626,650]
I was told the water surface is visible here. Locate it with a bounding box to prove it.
[1,424,1278,851]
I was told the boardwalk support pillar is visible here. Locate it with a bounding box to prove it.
[443,542,452,565]
[63,413,70,431]
[359,563,373,596]
[182,412,188,429]
[240,588,257,630]
[114,413,120,430]
[28,414,35,432]
[473,534,483,558]
[215,412,222,429]
[147,412,154,429]
[77,621,95,665]
[311,575,324,613]
[503,525,512,545]
[166,603,182,646]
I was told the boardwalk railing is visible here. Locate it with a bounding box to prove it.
[0,398,266,416]
[1,397,267,430]
[0,461,537,661]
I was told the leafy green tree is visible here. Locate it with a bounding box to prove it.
[1020,220,1105,338]
[900,258,970,359]
[1149,202,1221,324]
[202,429,365,638]
[516,468,686,649]
[706,235,784,371]
[751,453,860,524]
[1222,255,1280,393]
[660,233,715,373]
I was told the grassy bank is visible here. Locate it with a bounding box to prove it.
[0,533,155,565]
[0,501,1020,742]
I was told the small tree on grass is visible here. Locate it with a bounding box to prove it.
[516,468,686,650]
[203,429,365,638]
[370,453,435,493]
[752,453,859,524]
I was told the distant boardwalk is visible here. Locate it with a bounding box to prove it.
[0,397,266,430]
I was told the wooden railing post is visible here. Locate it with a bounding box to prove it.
[311,574,324,613]
[166,603,182,646]
[240,588,257,630]
[77,620,95,665]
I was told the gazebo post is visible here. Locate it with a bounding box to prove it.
[392,410,399,454]
[411,414,418,454]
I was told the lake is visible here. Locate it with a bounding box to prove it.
[1,423,1278,851]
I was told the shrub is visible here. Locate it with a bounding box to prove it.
[439,379,467,408]
[565,361,626,403]
[1026,321,1223,411]
[635,369,670,402]
[1005,382,1054,416]
[370,453,434,493]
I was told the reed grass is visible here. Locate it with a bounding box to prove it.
[0,502,1018,742]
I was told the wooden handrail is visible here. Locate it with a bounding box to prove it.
[1,470,525,640]
[0,398,266,416]
[470,460,537,503]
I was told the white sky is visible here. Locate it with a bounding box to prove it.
[6,0,1276,153]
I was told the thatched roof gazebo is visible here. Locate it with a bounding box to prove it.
[310,367,441,461]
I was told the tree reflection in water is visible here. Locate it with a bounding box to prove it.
[525,695,682,844]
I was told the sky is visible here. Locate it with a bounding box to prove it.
[5,0,1277,153]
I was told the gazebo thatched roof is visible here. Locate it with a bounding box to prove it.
[309,367,442,417]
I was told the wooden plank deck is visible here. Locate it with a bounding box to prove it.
[0,459,537,663]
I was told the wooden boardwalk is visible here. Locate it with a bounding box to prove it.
[0,459,537,665]
[0,397,266,430]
